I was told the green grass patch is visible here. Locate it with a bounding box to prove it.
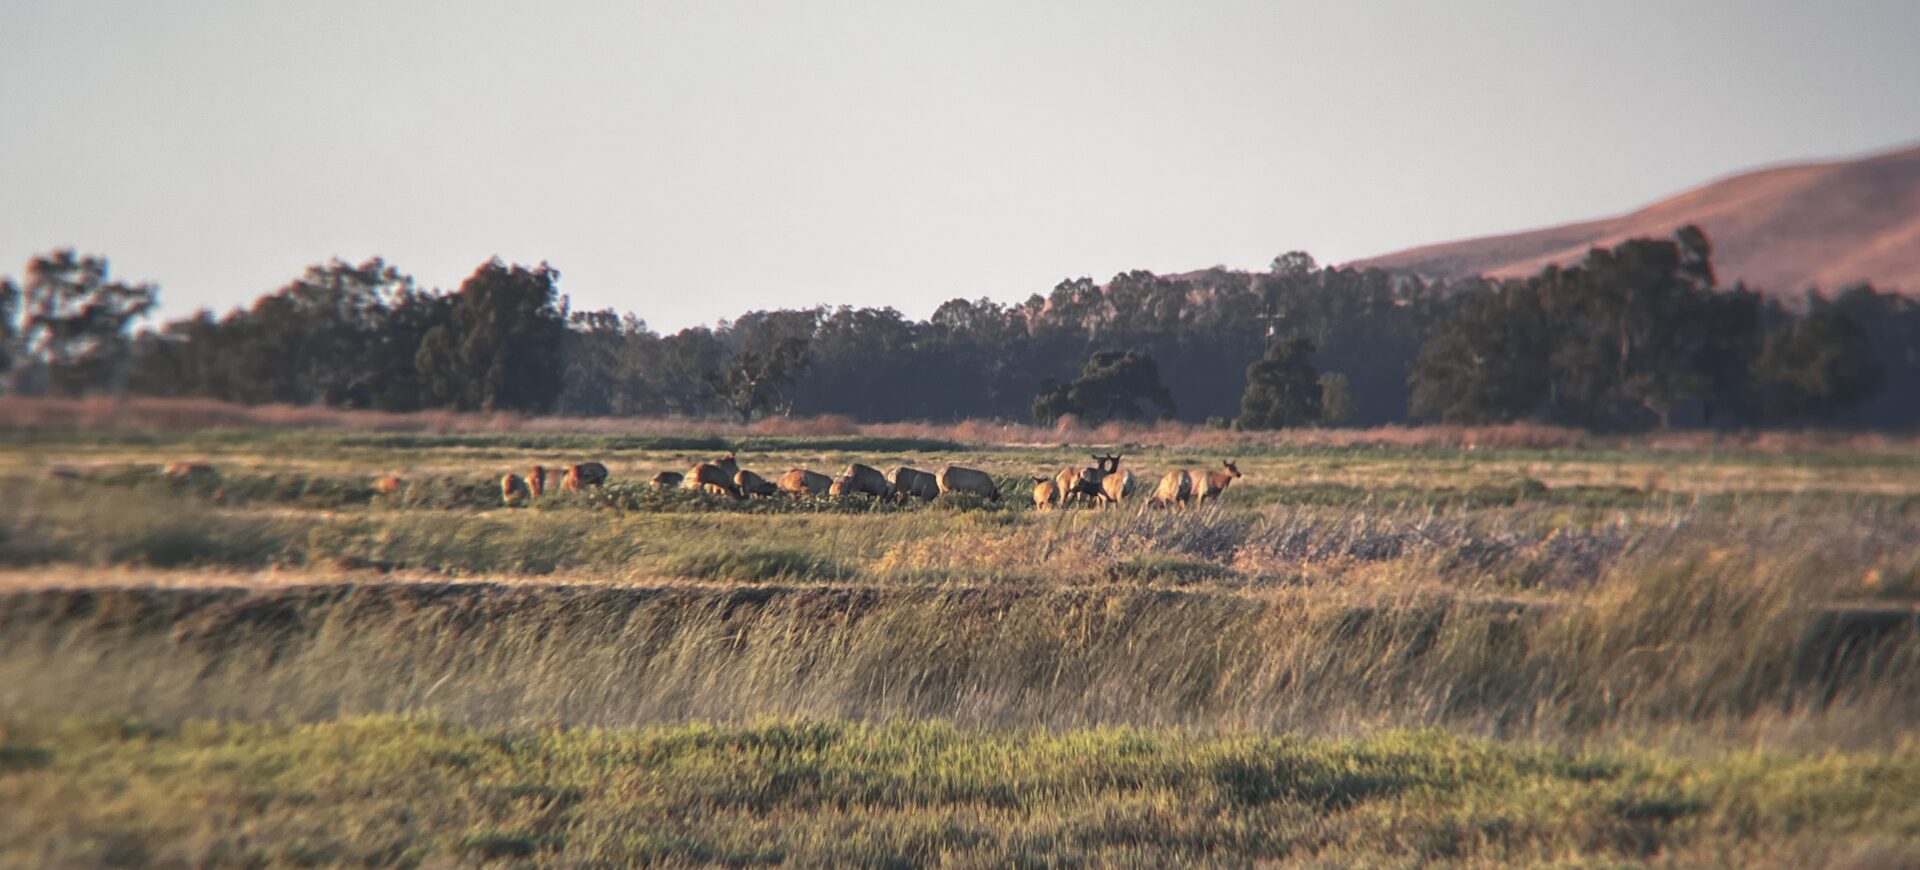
[0,716,1916,867]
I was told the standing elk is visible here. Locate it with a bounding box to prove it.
[1031,475,1060,509]
[1095,454,1135,506]
[527,465,548,498]
[1191,460,1243,505]
[1054,455,1108,507]
[936,465,1001,501]
[372,474,406,495]
[1151,469,1193,508]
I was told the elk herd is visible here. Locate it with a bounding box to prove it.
[497,451,1243,510]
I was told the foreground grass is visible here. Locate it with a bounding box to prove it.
[1,716,1916,867]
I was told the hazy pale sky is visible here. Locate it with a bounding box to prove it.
[4,0,1917,330]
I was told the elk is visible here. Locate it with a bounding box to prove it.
[1031,475,1060,509]
[1095,454,1135,506]
[834,463,894,499]
[527,465,548,498]
[1191,460,1243,505]
[735,468,780,498]
[778,468,833,496]
[936,464,1001,501]
[684,459,742,498]
[562,461,610,491]
[1054,454,1108,507]
[372,474,406,495]
[500,472,530,506]
[1151,469,1193,508]
[650,471,685,490]
[889,466,940,502]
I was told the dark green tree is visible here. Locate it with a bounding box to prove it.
[1238,337,1323,429]
[708,336,811,423]
[1318,372,1356,426]
[1754,306,1884,421]
[2,250,157,396]
[1408,280,1552,423]
[1031,378,1078,426]
[414,259,566,412]
[1031,349,1177,425]
[1069,349,1177,423]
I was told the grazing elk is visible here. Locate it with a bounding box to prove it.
[889,466,940,502]
[1151,469,1193,508]
[650,471,685,490]
[936,465,1001,501]
[833,463,894,499]
[372,474,406,495]
[778,468,833,496]
[683,452,743,498]
[563,461,610,491]
[735,468,780,498]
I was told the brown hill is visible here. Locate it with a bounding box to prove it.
[1346,142,1920,295]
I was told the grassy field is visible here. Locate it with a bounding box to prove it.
[2,421,1918,865]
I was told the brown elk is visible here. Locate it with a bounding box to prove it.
[833,463,894,499]
[1031,475,1060,509]
[500,472,530,506]
[1095,454,1135,505]
[1054,454,1109,507]
[936,465,1001,501]
[650,471,685,490]
[562,461,610,491]
[372,474,406,495]
[1191,460,1243,505]
[889,466,940,502]
[527,465,548,498]
[778,468,833,496]
[682,451,743,498]
[735,468,780,498]
[1151,469,1193,508]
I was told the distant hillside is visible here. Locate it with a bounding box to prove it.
[1347,142,1920,295]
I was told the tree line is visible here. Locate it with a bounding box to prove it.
[2,225,1912,430]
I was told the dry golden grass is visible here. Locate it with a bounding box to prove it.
[8,394,1919,454]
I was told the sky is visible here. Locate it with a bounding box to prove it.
[3,0,1918,332]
